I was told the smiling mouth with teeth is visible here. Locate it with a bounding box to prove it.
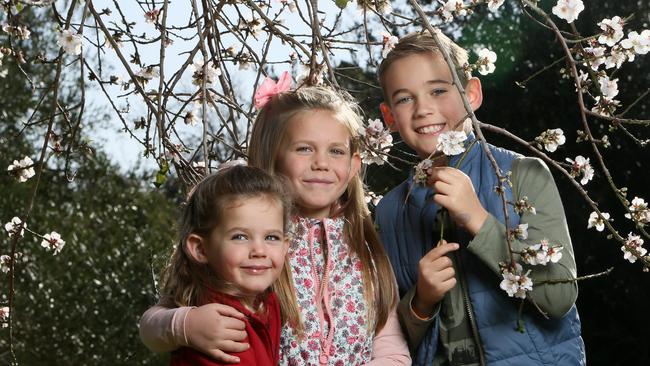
[416,124,446,134]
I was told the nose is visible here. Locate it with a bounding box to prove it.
[311,149,329,170]
[249,239,267,258]
[414,97,435,119]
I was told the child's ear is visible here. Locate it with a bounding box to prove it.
[185,234,209,264]
[379,103,398,132]
[349,152,362,180]
[466,78,483,112]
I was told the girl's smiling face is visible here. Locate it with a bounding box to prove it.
[275,109,360,219]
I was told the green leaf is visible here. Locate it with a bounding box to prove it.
[334,0,349,9]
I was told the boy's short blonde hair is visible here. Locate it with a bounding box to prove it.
[378,31,471,102]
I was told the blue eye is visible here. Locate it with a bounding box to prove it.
[431,88,447,96]
[231,233,247,240]
[296,145,312,153]
[265,234,282,241]
[395,96,412,105]
[331,147,347,155]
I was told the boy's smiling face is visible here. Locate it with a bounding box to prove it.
[382,52,482,159]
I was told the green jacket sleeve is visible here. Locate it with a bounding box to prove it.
[467,157,578,318]
[396,286,439,354]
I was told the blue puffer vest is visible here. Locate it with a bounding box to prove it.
[375,136,585,365]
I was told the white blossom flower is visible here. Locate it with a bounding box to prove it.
[487,0,505,12]
[566,155,594,185]
[2,24,31,40]
[621,30,650,55]
[535,128,566,152]
[359,119,393,165]
[4,217,26,238]
[0,255,11,273]
[522,239,563,266]
[598,76,619,99]
[436,130,467,156]
[583,46,606,70]
[413,159,434,186]
[476,48,497,75]
[499,263,533,299]
[552,0,584,23]
[587,211,610,231]
[144,8,160,24]
[57,29,83,55]
[364,190,383,206]
[514,196,536,215]
[297,63,327,85]
[136,66,159,80]
[191,59,221,87]
[41,231,65,255]
[513,223,529,240]
[591,95,620,117]
[7,156,35,182]
[184,110,198,126]
[381,32,398,58]
[0,306,9,327]
[624,197,650,225]
[192,161,206,170]
[622,232,646,263]
[604,46,628,69]
[597,16,625,47]
[440,0,465,22]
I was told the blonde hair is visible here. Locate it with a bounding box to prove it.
[378,31,471,103]
[249,86,397,333]
[160,166,296,318]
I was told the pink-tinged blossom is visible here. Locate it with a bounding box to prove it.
[440,0,466,23]
[551,0,584,23]
[381,32,398,58]
[358,119,393,165]
[566,155,594,185]
[4,217,26,238]
[604,46,628,69]
[587,211,610,231]
[620,30,650,55]
[597,16,625,47]
[7,156,35,182]
[622,233,646,264]
[487,0,505,12]
[144,8,160,24]
[535,128,566,152]
[57,30,83,55]
[476,48,497,75]
[625,197,650,225]
[436,130,467,156]
[522,239,563,266]
[499,263,533,299]
[41,231,65,255]
[413,159,434,186]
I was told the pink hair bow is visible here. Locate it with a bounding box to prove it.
[254,71,292,109]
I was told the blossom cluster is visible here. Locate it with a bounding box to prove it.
[535,128,566,153]
[566,155,594,185]
[587,211,610,232]
[438,0,505,23]
[413,159,434,186]
[41,231,66,255]
[191,59,222,87]
[7,156,35,183]
[57,30,83,56]
[364,190,383,207]
[521,239,564,266]
[622,233,647,264]
[0,306,8,328]
[358,119,393,166]
[499,262,533,299]
[625,197,650,226]
[475,48,497,76]
[4,217,65,256]
[513,196,536,215]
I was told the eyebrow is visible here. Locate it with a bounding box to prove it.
[390,79,453,100]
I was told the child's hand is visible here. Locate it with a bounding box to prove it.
[428,167,488,236]
[413,241,459,318]
[185,303,249,363]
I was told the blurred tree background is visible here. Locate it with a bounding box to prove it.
[1,0,648,365]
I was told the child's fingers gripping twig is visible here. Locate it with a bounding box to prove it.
[413,240,459,318]
[185,303,250,363]
[429,167,488,236]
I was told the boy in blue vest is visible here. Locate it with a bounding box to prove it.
[375,31,586,365]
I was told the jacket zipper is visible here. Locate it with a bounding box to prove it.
[454,249,486,365]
